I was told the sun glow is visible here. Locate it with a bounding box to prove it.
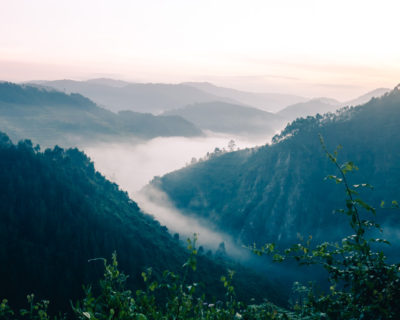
[1,0,399,99]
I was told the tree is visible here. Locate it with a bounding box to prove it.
[253,136,400,318]
[228,140,236,152]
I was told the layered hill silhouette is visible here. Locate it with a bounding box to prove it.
[0,82,202,147]
[277,98,340,122]
[31,79,309,114]
[29,79,239,113]
[182,82,307,112]
[277,88,390,122]
[152,86,400,248]
[345,87,390,107]
[28,79,390,134]
[163,101,285,135]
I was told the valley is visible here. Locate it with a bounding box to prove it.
[0,79,398,319]
[2,1,399,317]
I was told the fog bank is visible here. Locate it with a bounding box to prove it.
[84,132,270,197]
[83,132,271,255]
[136,185,251,259]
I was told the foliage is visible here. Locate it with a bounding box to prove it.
[3,238,296,320]
[0,132,282,315]
[253,137,400,319]
[2,133,399,319]
[0,295,66,320]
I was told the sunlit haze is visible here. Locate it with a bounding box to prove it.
[1,0,399,100]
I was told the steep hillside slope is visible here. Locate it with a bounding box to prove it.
[154,86,400,247]
[0,133,283,314]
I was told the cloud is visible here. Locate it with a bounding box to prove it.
[136,184,250,259]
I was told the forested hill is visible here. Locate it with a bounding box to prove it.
[0,133,284,315]
[0,82,202,147]
[153,85,400,248]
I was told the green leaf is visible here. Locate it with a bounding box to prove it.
[341,161,359,173]
[355,198,375,214]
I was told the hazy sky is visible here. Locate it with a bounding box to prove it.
[1,0,399,100]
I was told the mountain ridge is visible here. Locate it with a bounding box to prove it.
[162,101,285,135]
[28,79,240,113]
[183,81,307,112]
[0,132,285,313]
[152,86,400,248]
[0,82,202,147]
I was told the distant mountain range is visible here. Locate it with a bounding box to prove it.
[277,89,390,122]
[29,79,238,113]
[0,82,202,147]
[162,101,285,135]
[152,86,400,249]
[344,87,390,107]
[28,79,390,130]
[277,98,341,122]
[182,82,307,112]
[14,78,391,144]
[29,79,308,113]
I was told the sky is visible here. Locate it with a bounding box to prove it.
[1,0,399,100]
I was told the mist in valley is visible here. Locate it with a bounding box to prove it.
[84,132,273,257]
[84,132,271,197]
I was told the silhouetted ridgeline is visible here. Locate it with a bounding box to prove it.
[276,88,389,122]
[0,82,202,147]
[0,133,284,314]
[182,82,307,112]
[154,86,400,248]
[162,101,285,135]
[28,79,237,113]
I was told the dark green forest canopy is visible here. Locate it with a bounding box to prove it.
[0,133,284,314]
[154,86,400,248]
[0,82,202,147]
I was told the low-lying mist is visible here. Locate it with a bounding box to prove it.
[136,184,249,260]
[84,132,269,197]
[84,131,324,283]
[84,132,271,257]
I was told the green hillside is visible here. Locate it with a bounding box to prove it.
[0,133,284,315]
[154,86,400,247]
